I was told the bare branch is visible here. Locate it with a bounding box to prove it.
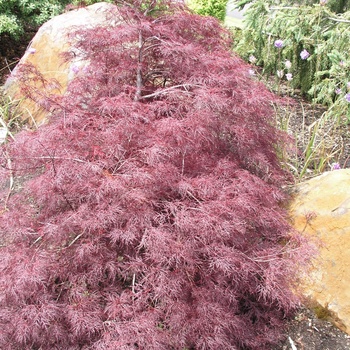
[134,30,143,102]
[139,83,201,100]
[270,6,301,10]
[328,17,350,24]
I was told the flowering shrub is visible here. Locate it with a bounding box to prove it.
[0,1,311,349]
[233,0,350,121]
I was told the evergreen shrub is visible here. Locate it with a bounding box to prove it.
[187,0,229,21]
[0,0,65,39]
[234,0,350,120]
[0,0,114,39]
[0,1,311,349]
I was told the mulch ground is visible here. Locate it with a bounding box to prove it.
[274,307,350,350]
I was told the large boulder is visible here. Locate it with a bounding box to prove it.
[3,2,120,125]
[290,169,350,334]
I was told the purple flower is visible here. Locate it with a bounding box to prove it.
[284,60,292,69]
[28,47,36,54]
[249,55,257,64]
[335,88,342,95]
[286,73,293,81]
[71,65,80,74]
[331,163,341,170]
[345,93,350,102]
[320,0,328,5]
[339,60,345,67]
[300,49,310,60]
[347,82,350,90]
[274,39,284,48]
[248,69,256,76]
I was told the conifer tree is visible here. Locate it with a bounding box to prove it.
[0,1,311,349]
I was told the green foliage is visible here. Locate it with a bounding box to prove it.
[0,0,67,39]
[274,101,343,179]
[187,0,229,21]
[0,13,20,37]
[0,0,114,40]
[233,0,350,122]
[0,94,23,143]
[233,0,350,14]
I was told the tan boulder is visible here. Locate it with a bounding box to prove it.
[290,169,350,334]
[3,2,120,125]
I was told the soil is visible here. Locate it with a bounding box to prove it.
[273,307,350,350]
[1,31,350,350]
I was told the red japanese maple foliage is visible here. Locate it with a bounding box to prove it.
[0,1,312,349]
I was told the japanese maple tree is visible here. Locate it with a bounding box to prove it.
[0,1,311,349]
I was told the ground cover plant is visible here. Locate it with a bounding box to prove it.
[0,1,311,349]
